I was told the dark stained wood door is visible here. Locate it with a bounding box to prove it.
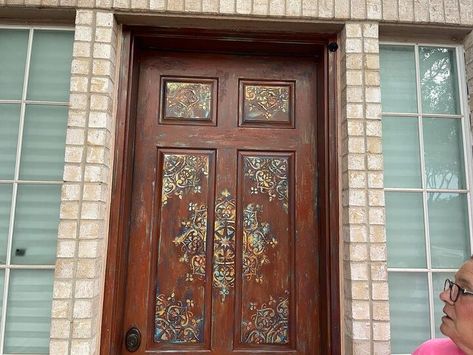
[122,49,320,354]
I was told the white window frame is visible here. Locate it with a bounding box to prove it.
[381,40,473,355]
[0,24,73,355]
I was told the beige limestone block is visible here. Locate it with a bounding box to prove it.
[460,0,473,24]
[373,321,390,341]
[202,0,218,11]
[51,300,71,318]
[370,262,387,280]
[369,225,385,242]
[60,200,80,219]
[352,321,371,340]
[414,0,430,22]
[150,0,165,9]
[269,0,285,14]
[382,0,398,20]
[219,0,235,13]
[351,0,366,18]
[429,0,445,22]
[55,259,75,278]
[302,0,317,16]
[72,319,93,338]
[253,0,268,14]
[372,281,389,300]
[185,0,201,11]
[54,281,73,299]
[366,0,382,18]
[319,0,334,17]
[71,340,91,355]
[399,0,414,21]
[286,0,302,15]
[351,300,371,319]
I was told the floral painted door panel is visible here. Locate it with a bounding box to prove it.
[122,50,320,354]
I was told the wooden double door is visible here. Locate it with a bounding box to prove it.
[121,44,322,354]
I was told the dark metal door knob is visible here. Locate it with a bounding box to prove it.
[125,327,141,352]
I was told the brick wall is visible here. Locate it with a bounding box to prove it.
[2,0,473,25]
[49,10,118,354]
[340,22,390,355]
[0,1,472,354]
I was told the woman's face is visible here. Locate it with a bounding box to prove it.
[440,259,473,350]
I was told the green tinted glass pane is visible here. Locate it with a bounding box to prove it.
[20,105,68,180]
[12,184,61,265]
[429,193,470,268]
[423,118,465,190]
[420,47,460,115]
[382,116,422,188]
[433,272,455,338]
[5,270,53,354]
[0,185,12,264]
[0,104,21,179]
[389,272,430,353]
[0,29,28,100]
[386,192,426,268]
[380,45,417,113]
[27,30,73,102]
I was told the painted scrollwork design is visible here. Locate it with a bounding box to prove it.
[154,292,203,343]
[242,204,278,283]
[242,292,289,344]
[173,203,208,280]
[245,85,289,121]
[244,156,289,213]
[161,154,209,205]
[165,82,212,119]
[212,190,236,302]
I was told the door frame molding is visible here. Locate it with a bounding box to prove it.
[100,27,341,354]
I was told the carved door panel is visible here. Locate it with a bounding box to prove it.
[122,50,320,354]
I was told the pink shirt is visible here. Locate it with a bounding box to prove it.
[413,338,465,355]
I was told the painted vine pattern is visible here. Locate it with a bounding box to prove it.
[242,292,290,344]
[212,190,236,302]
[154,292,203,343]
[173,202,208,280]
[161,154,209,206]
[244,156,289,213]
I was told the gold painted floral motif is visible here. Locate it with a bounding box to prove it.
[244,85,289,121]
[155,292,203,343]
[212,190,236,302]
[242,291,289,344]
[243,204,278,283]
[174,203,207,280]
[244,156,289,212]
[165,81,212,120]
[161,154,209,206]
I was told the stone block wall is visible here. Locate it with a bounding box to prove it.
[0,1,472,354]
[340,22,390,355]
[49,10,119,354]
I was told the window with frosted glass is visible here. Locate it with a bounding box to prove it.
[0,27,73,354]
[381,44,471,355]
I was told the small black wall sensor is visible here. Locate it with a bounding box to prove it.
[328,42,339,52]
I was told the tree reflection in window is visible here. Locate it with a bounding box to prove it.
[419,47,460,115]
[423,118,465,190]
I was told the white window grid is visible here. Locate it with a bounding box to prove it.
[381,41,473,354]
[0,25,73,355]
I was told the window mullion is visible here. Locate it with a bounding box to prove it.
[455,46,473,260]
[414,44,436,339]
[0,27,35,355]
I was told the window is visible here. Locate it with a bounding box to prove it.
[380,43,472,354]
[0,27,73,354]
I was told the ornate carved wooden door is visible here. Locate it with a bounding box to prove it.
[122,48,320,354]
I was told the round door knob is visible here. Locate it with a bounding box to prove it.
[125,327,141,352]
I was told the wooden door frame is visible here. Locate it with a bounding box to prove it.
[100,27,341,355]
